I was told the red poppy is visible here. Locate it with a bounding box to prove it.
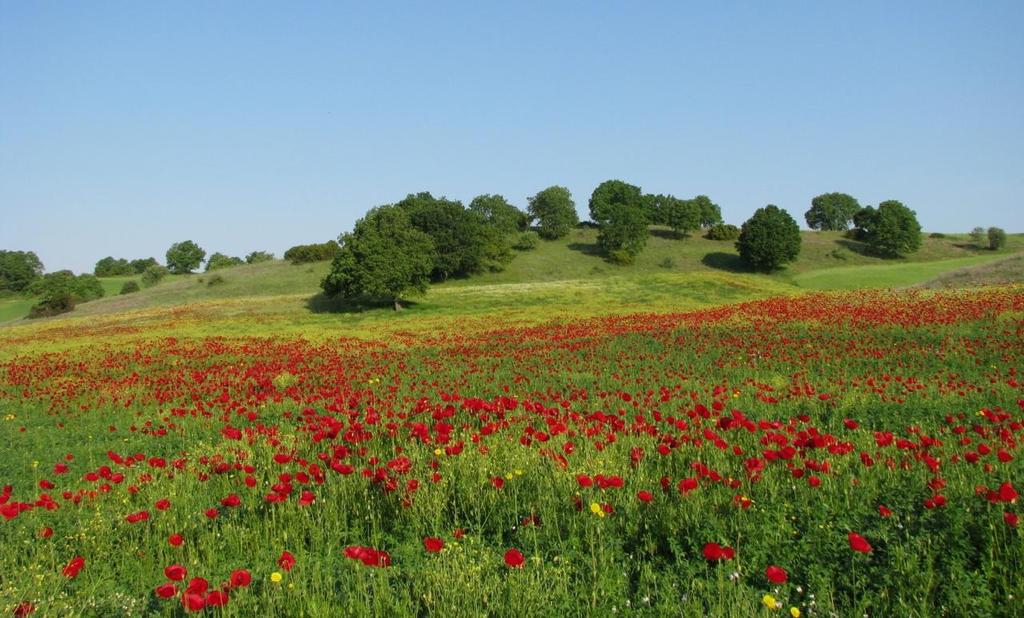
[168,533,184,547]
[637,490,653,503]
[40,527,53,538]
[62,556,85,578]
[298,490,315,506]
[204,508,219,519]
[999,482,1019,503]
[878,505,893,518]
[423,537,444,553]
[678,477,698,494]
[703,542,732,561]
[220,494,241,508]
[155,498,171,510]
[1005,512,1019,528]
[848,532,872,554]
[164,564,187,581]
[186,577,209,594]
[204,590,228,607]
[181,593,205,612]
[13,602,34,617]
[230,569,252,587]
[765,565,788,584]
[125,510,150,523]
[491,477,505,489]
[278,550,296,571]
[155,583,177,599]
[504,548,525,568]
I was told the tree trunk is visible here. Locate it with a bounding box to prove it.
[393,298,403,311]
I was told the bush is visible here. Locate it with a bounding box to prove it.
[970,227,987,248]
[658,257,676,269]
[929,232,947,239]
[828,248,850,261]
[28,294,74,319]
[988,227,1007,250]
[284,241,341,264]
[736,205,802,271]
[205,253,244,271]
[705,224,740,240]
[245,251,275,264]
[854,201,922,257]
[141,265,169,287]
[512,231,540,251]
[119,281,140,295]
[94,256,133,277]
[207,274,225,287]
[608,249,635,265]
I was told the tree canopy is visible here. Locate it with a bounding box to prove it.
[736,205,802,270]
[94,257,134,277]
[805,193,861,231]
[589,180,644,226]
[165,241,206,274]
[527,186,578,240]
[694,195,723,228]
[468,194,528,235]
[284,241,341,264]
[854,201,922,257]
[321,205,435,310]
[0,250,44,292]
[206,253,245,272]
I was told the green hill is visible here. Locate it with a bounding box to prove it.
[1,229,1020,327]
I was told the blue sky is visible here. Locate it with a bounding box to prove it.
[2,1,1022,273]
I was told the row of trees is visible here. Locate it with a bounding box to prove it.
[970,227,1007,251]
[163,242,275,274]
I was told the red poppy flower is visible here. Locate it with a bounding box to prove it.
[186,577,209,594]
[230,569,252,587]
[181,593,205,612]
[168,533,184,547]
[13,602,35,617]
[125,510,150,523]
[204,508,219,519]
[155,499,171,510]
[848,532,872,554]
[1005,512,1019,528]
[423,537,444,553]
[278,550,296,571]
[678,477,698,494]
[62,556,85,578]
[765,565,788,584]
[155,583,177,599]
[999,482,1019,503]
[702,543,725,561]
[298,490,315,506]
[491,477,505,489]
[637,490,653,503]
[205,590,228,607]
[164,564,187,581]
[878,505,893,518]
[40,527,53,538]
[220,494,241,508]
[504,548,525,568]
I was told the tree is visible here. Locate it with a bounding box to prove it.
[694,195,723,228]
[527,186,578,240]
[0,250,44,292]
[130,258,159,274]
[94,256,133,277]
[805,193,861,231]
[468,194,528,235]
[855,201,922,257]
[205,253,244,272]
[245,251,275,264]
[165,241,206,274]
[397,192,507,279]
[970,227,987,248]
[661,196,702,237]
[141,265,169,287]
[284,241,341,264]
[321,205,435,311]
[988,227,1007,250]
[597,203,649,261]
[589,180,643,226]
[27,271,105,318]
[736,205,802,271]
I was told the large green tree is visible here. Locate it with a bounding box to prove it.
[94,256,133,277]
[588,180,644,226]
[321,205,435,311]
[661,196,702,237]
[0,250,44,292]
[694,195,723,228]
[854,201,922,257]
[597,203,649,261]
[736,205,802,271]
[205,253,244,271]
[527,186,578,240]
[805,192,861,231]
[398,192,509,279]
[468,194,528,235]
[165,241,206,274]
[129,257,159,274]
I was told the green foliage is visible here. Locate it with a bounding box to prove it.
[805,192,861,231]
[322,205,436,308]
[736,205,802,271]
[119,280,140,295]
[93,256,133,277]
[205,252,245,272]
[140,264,170,287]
[694,195,723,228]
[661,196,702,237]
[970,227,987,248]
[527,186,578,240]
[398,192,510,279]
[855,201,922,257]
[589,180,643,226]
[165,240,206,274]
[988,227,1007,250]
[129,257,159,274]
[658,256,676,269]
[705,223,740,241]
[245,251,275,264]
[929,232,947,239]
[596,203,648,259]
[284,241,341,264]
[468,194,528,235]
[0,250,44,292]
[607,249,636,265]
[512,231,540,251]
[27,271,105,318]
[206,274,226,286]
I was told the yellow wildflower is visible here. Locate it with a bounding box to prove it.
[270,571,283,583]
[589,502,605,518]
[762,594,778,609]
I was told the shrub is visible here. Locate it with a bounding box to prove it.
[206,253,244,271]
[119,281,140,295]
[94,257,133,277]
[245,251,275,264]
[929,232,947,239]
[855,201,922,257]
[988,227,1007,250]
[736,205,802,271]
[608,249,635,265]
[527,186,578,240]
[28,294,74,319]
[207,274,225,287]
[284,241,341,264]
[141,265,169,287]
[970,227,987,248]
[512,231,540,251]
[705,224,740,241]
[658,257,676,269]
[828,248,850,261]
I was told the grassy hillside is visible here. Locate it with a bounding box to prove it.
[1,229,1020,327]
[916,253,1024,289]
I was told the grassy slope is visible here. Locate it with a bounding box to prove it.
[916,253,1024,289]
[1,229,1020,331]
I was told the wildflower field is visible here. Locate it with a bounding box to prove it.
[1,287,1023,617]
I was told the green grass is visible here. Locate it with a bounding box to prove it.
[791,253,1017,290]
[0,297,34,324]
[97,275,140,296]
[916,253,1024,289]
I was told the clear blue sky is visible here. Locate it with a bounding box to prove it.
[2,2,1022,273]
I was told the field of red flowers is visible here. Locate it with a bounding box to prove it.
[1,287,1022,616]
